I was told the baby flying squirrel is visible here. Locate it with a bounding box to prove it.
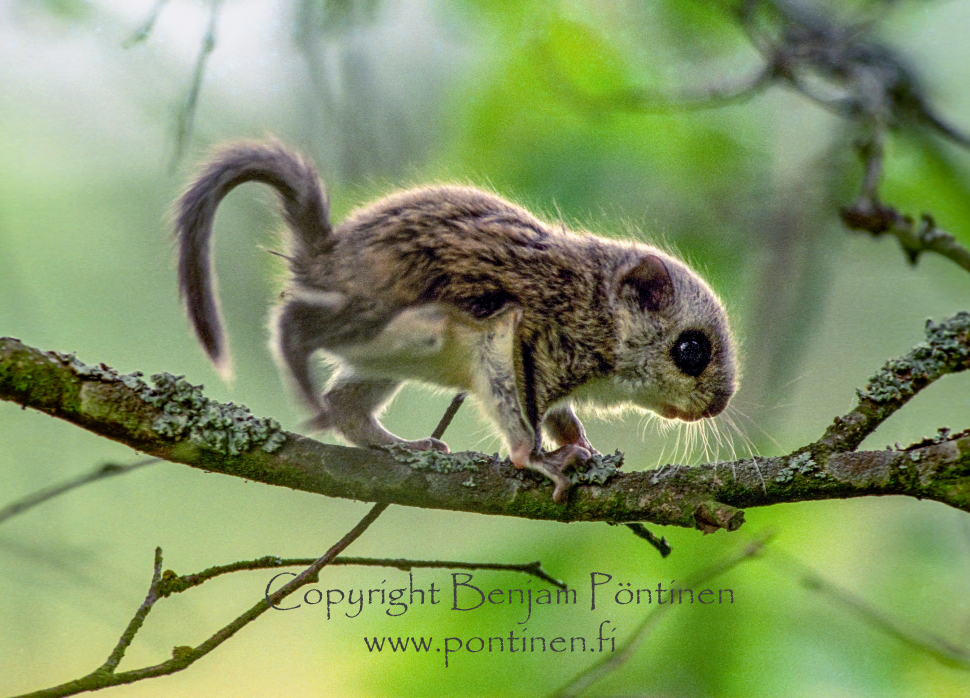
[175,140,737,502]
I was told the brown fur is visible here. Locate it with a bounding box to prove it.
[175,140,738,502]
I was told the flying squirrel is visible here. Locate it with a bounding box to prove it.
[174,140,738,502]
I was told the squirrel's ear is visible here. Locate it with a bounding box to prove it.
[620,255,674,312]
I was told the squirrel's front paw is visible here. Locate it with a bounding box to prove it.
[513,445,590,503]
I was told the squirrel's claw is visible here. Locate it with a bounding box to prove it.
[513,444,590,503]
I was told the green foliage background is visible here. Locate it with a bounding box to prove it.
[1,0,969,696]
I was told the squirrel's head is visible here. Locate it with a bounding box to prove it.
[608,251,737,422]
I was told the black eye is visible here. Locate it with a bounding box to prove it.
[464,290,515,319]
[671,330,712,377]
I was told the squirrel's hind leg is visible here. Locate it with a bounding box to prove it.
[274,293,448,452]
[310,370,449,452]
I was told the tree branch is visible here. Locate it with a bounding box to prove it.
[841,200,970,275]
[552,534,770,698]
[817,313,970,453]
[0,459,157,525]
[170,0,223,170]
[157,555,566,594]
[765,548,970,670]
[2,314,969,533]
[536,0,970,276]
[12,503,389,698]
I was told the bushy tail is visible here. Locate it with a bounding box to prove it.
[174,140,333,376]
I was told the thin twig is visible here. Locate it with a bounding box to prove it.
[122,0,170,48]
[98,548,164,673]
[193,502,389,659]
[12,503,388,698]
[336,557,565,589]
[158,554,565,595]
[431,392,466,440]
[551,533,770,698]
[766,548,970,670]
[818,311,970,454]
[841,199,970,275]
[0,459,158,525]
[624,523,672,558]
[170,0,223,171]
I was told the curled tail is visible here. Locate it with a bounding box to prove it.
[174,140,333,376]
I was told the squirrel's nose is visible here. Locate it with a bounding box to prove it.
[702,390,732,418]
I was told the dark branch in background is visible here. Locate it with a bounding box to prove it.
[738,0,970,273]
[2,310,968,533]
[122,0,170,48]
[170,0,223,171]
[737,0,970,146]
[623,523,672,558]
[838,112,970,273]
[542,0,970,276]
[0,459,157,525]
[841,203,970,275]
[764,548,970,670]
[553,534,770,698]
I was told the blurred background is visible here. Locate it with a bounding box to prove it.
[1,0,970,695]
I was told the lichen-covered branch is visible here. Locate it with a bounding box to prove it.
[818,312,970,453]
[3,314,969,532]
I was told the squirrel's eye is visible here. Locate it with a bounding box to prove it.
[671,330,711,377]
[465,290,514,319]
